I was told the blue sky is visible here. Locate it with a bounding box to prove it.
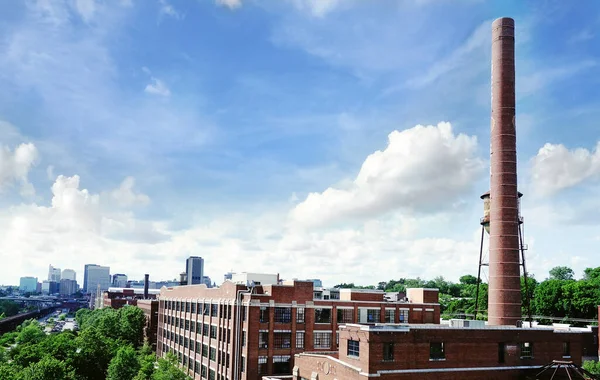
[0,0,599,287]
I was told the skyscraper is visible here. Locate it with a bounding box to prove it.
[48,265,61,282]
[19,277,38,293]
[83,264,111,293]
[112,273,128,288]
[61,269,76,282]
[186,256,204,285]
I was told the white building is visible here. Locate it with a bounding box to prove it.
[61,269,76,281]
[229,272,279,286]
[19,277,38,293]
[48,265,61,282]
[83,264,111,294]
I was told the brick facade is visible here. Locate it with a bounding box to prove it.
[157,281,440,380]
[291,324,588,380]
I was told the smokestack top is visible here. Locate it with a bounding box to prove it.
[492,17,515,39]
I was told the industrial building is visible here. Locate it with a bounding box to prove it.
[156,280,440,380]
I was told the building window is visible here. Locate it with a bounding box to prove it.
[274,332,292,349]
[296,332,304,349]
[203,324,209,336]
[297,307,305,323]
[521,342,533,358]
[242,306,246,321]
[184,337,189,348]
[383,343,394,361]
[315,308,332,324]
[337,309,354,323]
[498,343,505,363]
[210,325,217,339]
[196,341,201,353]
[210,347,216,361]
[201,365,207,379]
[314,332,331,349]
[191,303,197,314]
[186,302,190,313]
[185,320,190,330]
[385,309,395,323]
[367,309,379,323]
[347,340,360,357]
[241,356,245,372]
[195,361,201,374]
[275,307,292,323]
[211,304,218,317]
[190,321,195,333]
[180,301,185,312]
[259,331,268,349]
[175,318,179,328]
[273,355,291,374]
[209,369,215,380]
[203,304,210,316]
[260,307,269,323]
[430,342,445,360]
[563,342,571,357]
[399,310,409,323]
[242,331,246,347]
[202,344,208,358]
[258,356,268,375]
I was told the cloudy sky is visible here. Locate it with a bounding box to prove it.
[0,0,599,287]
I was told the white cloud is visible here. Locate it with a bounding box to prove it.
[107,176,151,207]
[74,0,97,22]
[530,142,600,196]
[216,0,242,10]
[159,0,182,19]
[46,165,55,181]
[0,142,39,196]
[290,0,341,17]
[290,122,484,227]
[144,77,171,97]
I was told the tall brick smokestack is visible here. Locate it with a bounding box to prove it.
[144,274,149,299]
[488,17,522,326]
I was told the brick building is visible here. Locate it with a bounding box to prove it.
[156,280,440,380]
[102,287,159,309]
[138,299,160,351]
[286,323,589,380]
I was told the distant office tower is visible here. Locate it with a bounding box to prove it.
[224,272,233,282]
[48,265,61,282]
[83,264,111,293]
[61,269,76,281]
[307,279,323,288]
[202,276,212,288]
[42,280,59,295]
[112,273,128,288]
[59,279,77,296]
[19,277,38,293]
[186,256,204,285]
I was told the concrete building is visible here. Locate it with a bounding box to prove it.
[48,265,61,282]
[59,279,78,296]
[83,264,111,293]
[187,256,205,285]
[18,280,33,294]
[61,269,76,282]
[156,280,440,380]
[230,272,280,286]
[19,276,38,293]
[112,274,128,288]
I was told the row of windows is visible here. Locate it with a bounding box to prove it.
[257,331,305,349]
[163,319,232,343]
[259,307,305,323]
[343,340,569,362]
[164,299,232,320]
[316,308,410,324]
[162,331,230,366]
[161,342,230,371]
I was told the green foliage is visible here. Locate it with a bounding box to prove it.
[58,314,66,321]
[18,356,76,380]
[549,266,575,281]
[152,353,188,380]
[583,360,600,375]
[0,332,18,347]
[0,362,19,380]
[16,322,46,346]
[333,283,375,289]
[135,344,157,380]
[107,345,140,380]
[459,275,478,285]
[73,326,119,380]
[0,301,20,318]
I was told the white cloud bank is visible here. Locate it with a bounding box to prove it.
[0,142,39,196]
[145,77,171,97]
[216,0,242,10]
[531,142,600,196]
[291,122,484,227]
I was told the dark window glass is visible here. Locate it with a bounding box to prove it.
[315,308,332,323]
[383,342,394,361]
[347,340,360,357]
[210,325,217,339]
[274,332,292,349]
[296,332,304,348]
[259,331,268,349]
[337,309,354,323]
[258,357,268,375]
[521,342,533,358]
[273,355,291,374]
[563,342,570,357]
[430,342,445,360]
[498,343,505,363]
[260,307,269,323]
[274,307,292,323]
[210,347,216,361]
[296,307,305,323]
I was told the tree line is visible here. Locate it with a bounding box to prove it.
[0,306,188,380]
[336,266,600,323]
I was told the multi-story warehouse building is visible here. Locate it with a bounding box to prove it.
[157,280,440,380]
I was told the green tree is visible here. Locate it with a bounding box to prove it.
[549,266,574,281]
[16,322,46,345]
[532,279,565,317]
[18,356,76,380]
[0,362,19,380]
[73,327,118,380]
[118,306,146,348]
[152,353,188,380]
[41,331,78,366]
[134,344,156,380]
[10,343,45,368]
[0,301,20,318]
[107,346,140,380]
[561,280,600,319]
[583,360,600,376]
[459,275,478,285]
[583,267,600,282]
